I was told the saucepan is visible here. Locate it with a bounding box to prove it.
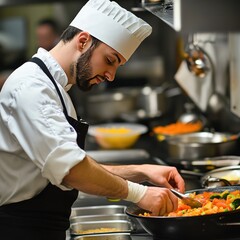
[164,131,239,161]
[126,186,240,240]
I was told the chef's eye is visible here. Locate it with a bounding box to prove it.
[106,57,114,65]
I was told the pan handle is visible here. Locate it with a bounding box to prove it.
[179,169,204,178]
[153,157,204,178]
[217,222,240,226]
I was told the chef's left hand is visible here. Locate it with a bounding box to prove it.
[138,164,185,193]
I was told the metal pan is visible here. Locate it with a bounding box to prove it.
[201,165,240,188]
[70,214,129,224]
[126,186,240,240]
[72,233,131,240]
[70,220,133,236]
[165,132,238,160]
[71,205,126,218]
[180,155,240,172]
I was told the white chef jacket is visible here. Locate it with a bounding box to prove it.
[0,48,86,205]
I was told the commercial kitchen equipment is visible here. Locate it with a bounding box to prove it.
[138,0,240,33]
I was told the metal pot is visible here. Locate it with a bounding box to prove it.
[137,86,167,118]
[86,85,181,123]
[85,88,140,123]
[120,85,182,122]
[126,186,240,240]
[165,132,239,161]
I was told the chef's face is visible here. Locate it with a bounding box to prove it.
[75,42,126,91]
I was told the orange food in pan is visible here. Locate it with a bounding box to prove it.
[153,121,202,136]
[140,190,240,217]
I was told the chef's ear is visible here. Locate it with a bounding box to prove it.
[76,31,91,51]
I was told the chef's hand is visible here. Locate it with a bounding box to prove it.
[137,186,178,216]
[139,165,185,193]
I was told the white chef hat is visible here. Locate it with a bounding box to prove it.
[70,0,152,60]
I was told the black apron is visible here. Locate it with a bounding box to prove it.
[0,57,89,240]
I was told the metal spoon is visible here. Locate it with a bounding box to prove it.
[184,34,210,78]
[206,49,229,118]
[170,189,202,208]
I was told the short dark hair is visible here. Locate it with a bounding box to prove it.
[60,26,81,42]
[60,26,101,49]
[37,18,60,35]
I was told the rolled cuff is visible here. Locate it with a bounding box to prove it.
[42,142,86,190]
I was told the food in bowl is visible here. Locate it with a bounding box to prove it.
[153,121,202,139]
[140,189,240,217]
[75,227,121,234]
[88,123,148,149]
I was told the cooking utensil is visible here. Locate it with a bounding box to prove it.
[126,186,240,240]
[165,131,238,160]
[120,85,182,122]
[88,123,148,149]
[201,165,240,188]
[170,189,202,208]
[70,220,133,236]
[177,102,201,124]
[136,85,168,118]
[205,44,229,121]
[184,34,210,78]
[85,88,140,122]
[202,176,232,188]
[72,233,131,240]
[180,155,240,172]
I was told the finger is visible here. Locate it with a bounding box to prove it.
[169,172,185,192]
[164,192,176,213]
[162,181,173,189]
[170,192,179,211]
[174,173,186,192]
[159,190,172,215]
[158,203,166,216]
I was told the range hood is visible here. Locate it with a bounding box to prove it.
[140,0,240,33]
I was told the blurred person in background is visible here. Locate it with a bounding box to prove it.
[36,18,61,51]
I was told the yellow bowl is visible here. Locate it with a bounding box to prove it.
[88,123,148,149]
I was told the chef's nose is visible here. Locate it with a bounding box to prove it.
[104,70,116,82]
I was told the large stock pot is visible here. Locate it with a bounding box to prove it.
[126,186,240,240]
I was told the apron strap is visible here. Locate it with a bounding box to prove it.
[29,57,89,149]
[29,57,68,116]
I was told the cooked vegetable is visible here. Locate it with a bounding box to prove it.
[230,198,240,210]
[209,190,229,200]
[140,190,240,217]
[153,121,202,136]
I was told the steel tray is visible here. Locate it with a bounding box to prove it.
[70,220,132,236]
[71,205,126,218]
[72,232,131,240]
[70,213,129,224]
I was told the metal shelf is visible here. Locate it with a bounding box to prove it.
[141,0,240,33]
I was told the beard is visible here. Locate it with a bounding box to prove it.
[75,48,95,92]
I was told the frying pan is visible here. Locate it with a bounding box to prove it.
[126,186,240,240]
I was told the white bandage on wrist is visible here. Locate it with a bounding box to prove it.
[124,180,147,203]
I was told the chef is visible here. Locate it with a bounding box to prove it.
[0,0,185,239]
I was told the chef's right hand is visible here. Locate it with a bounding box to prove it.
[136,186,178,216]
